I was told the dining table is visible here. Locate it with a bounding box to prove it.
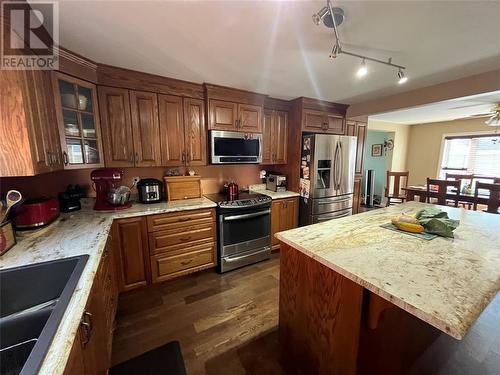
[403,185,490,205]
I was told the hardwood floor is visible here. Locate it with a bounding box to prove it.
[112,253,500,375]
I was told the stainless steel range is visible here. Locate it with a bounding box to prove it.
[205,192,272,273]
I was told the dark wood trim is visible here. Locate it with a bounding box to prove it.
[298,96,348,115]
[56,46,98,83]
[97,64,204,99]
[204,83,267,105]
[264,97,291,111]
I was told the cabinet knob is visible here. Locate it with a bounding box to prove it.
[62,152,69,165]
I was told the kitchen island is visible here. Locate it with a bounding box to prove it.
[275,201,500,374]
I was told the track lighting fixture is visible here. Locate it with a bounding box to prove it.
[314,0,408,86]
[397,69,408,84]
[356,59,368,78]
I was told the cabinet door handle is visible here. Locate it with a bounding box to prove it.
[135,152,139,163]
[181,259,193,266]
[81,321,91,346]
[129,152,134,163]
[47,151,52,166]
[63,151,69,165]
[179,236,192,242]
[83,311,93,331]
[181,152,186,163]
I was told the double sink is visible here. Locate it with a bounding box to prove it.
[0,255,89,375]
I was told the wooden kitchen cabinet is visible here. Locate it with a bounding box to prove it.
[0,69,63,176]
[262,109,288,165]
[271,197,299,250]
[64,239,117,375]
[112,217,151,292]
[303,108,344,134]
[98,86,134,167]
[159,95,207,167]
[130,90,161,167]
[147,208,217,282]
[208,100,262,132]
[99,86,162,167]
[346,120,367,175]
[53,72,104,169]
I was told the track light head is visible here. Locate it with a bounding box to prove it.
[397,69,408,84]
[356,59,368,78]
[329,43,340,59]
[312,7,329,26]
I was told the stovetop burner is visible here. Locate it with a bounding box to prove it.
[204,192,272,208]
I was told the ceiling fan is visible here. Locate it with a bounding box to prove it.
[452,103,500,126]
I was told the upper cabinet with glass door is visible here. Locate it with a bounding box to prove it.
[52,72,104,169]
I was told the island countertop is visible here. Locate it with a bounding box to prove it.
[275,201,500,340]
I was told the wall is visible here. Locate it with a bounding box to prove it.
[405,117,495,185]
[0,164,265,199]
[367,120,410,172]
[363,130,391,198]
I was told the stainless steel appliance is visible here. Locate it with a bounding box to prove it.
[266,174,287,192]
[205,192,272,273]
[137,178,163,203]
[299,134,357,225]
[210,130,262,164]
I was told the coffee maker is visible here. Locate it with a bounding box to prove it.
[91,168,132,211]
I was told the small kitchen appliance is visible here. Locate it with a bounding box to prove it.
[205,192,272,273]
[137,178,163,204]
[266,174,287,192]
[13,197,60,229]
[58,185,85,212]
[91,168,132,211]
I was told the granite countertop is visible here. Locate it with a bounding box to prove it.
[0,197,216,375]
[275,201,500,340]
[249,183,300,200]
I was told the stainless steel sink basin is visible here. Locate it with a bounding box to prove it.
[0,255,89,375]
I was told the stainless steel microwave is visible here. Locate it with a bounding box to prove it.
[210,130,262,164]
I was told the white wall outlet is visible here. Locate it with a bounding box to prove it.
[132,176,141,186]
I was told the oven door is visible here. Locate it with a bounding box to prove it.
[219,207,271,258]
[211,130,262,164]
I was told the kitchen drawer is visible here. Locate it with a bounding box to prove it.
[147,208,215,232]
[149,222,216,255]
[151,243,216,282]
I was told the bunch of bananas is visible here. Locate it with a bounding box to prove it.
[391,214,424,233]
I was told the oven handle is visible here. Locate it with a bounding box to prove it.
[223,246,271,263]
[223,209,270,222]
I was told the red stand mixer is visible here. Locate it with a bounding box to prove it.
[91,168,132,211]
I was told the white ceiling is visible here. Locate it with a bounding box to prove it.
[55,0,500,104]
[369,91,500,125]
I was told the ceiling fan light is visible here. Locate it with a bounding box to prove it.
[356,59,368,77]
[486,113,500,126]
[397,69,408,84]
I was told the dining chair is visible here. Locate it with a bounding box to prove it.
[445,173,474,209]
[384,171,409,206]
[426,178,460,207]
[474,182,500,214]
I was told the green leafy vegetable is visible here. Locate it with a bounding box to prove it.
[415,208,460,238]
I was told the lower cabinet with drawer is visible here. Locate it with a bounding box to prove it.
[148,208,217,283]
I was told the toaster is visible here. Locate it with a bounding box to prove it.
[14,197,60,229]
[266,174,287,192]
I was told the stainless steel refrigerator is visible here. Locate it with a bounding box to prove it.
[299,134,357,225]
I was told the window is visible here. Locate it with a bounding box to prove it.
[439,135,500,179]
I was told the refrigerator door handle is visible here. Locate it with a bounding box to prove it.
[333,141,341,191]
[338,141,343,191]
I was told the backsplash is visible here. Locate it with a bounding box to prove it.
[0,165,267,199]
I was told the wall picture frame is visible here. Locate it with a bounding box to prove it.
[372,144,383,157]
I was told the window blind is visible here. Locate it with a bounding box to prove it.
[440,135,500,178]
